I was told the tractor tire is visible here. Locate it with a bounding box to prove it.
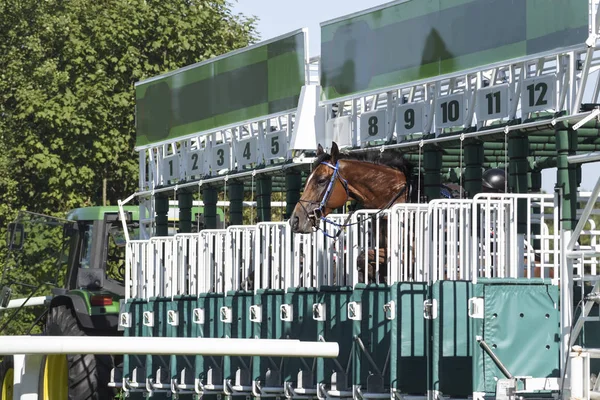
[40,305,115,400]
[0,356,14,400]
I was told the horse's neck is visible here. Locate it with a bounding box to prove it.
[342,161,407,209]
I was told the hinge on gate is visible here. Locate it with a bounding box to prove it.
[423,299,438,320]
[348,301,362,320]
[468,297,485,319]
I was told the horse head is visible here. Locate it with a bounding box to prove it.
[290,142,414,234]
[290,142,349,233]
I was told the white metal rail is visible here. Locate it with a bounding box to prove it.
[123,194,586,300]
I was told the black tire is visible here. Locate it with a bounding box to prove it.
[41,305,115,400]
[0,356,14,400]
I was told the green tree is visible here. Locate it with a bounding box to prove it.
[0,0,258,223]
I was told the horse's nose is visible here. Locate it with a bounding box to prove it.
[290,216,299,231]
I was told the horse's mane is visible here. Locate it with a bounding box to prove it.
[313,150,414,180]
[314,149,418,202]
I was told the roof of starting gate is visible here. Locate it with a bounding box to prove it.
[133,0,600,195]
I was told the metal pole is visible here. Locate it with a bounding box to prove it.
[0,337,339,358]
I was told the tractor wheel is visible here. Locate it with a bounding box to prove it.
[40,305,115,400]
[0,356,14,400]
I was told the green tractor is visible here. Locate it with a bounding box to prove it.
[0,205,221,399]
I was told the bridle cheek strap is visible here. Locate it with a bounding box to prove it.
[312,161,349,222]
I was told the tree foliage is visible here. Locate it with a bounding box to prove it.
[0,0,258,337]
[0,0,258,222]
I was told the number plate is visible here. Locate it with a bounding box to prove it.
[360,109,387,142]
[211,144,230,172]
[476,84,509,120]
[236,137,257,167]
[435,93,465,129]
[265,130,287,160]
[187,150,204,178]
[162,154,180,182]
[325,116,353,148]
[521,75,556,114]
[396,102,425,136]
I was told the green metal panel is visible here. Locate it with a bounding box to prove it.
[135,30,306,148]
[149,299,172,398]
[194,293,226,394]
[123,300,146,390]
[431,281,473,397]
[317,286,358,394]
[252,289,286,389]
[390,283,428,395]
[320,0,588,100]
[170,297,195,387]
[472,279,560,395]
[356,284,391,393]
[283,287,320,390]
[223,291,255,392]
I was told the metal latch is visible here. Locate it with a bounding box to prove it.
[348,301,362,320]
[423,299,438,320]
[220,306,232,323]
[280,304,293,321]
[313,303,326,321]
[193,308,205,324]
[142,311,154,327]
[249,304,262,322]
[468,297,485,319]
[383,301,396,320]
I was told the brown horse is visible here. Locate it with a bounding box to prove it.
[289,142,417,282]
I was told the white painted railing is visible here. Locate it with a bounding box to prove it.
[125,195,571,300]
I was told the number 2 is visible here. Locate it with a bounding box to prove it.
[191,153,199,170]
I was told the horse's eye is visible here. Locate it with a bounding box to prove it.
[317,177,329,185]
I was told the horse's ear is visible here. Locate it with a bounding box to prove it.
[331,142,339,162]
[316,143,324,156]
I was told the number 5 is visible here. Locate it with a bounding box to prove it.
[271,136,279,155]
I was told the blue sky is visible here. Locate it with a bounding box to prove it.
[231,0,599,194]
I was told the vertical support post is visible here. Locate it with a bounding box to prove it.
[285,170,303,220]
[284,169,302,219]
[530,166,543,251]
[202,187,218,229]
[463,140,484,197]
[228,181,245,226]
[177,188,193,234]
[257,175,272,222]
[423,145,442,201]
[508,132,529,234]
[155,192,169,236]
[555,126,578,393]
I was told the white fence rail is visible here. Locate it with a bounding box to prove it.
[124,195,583,300]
